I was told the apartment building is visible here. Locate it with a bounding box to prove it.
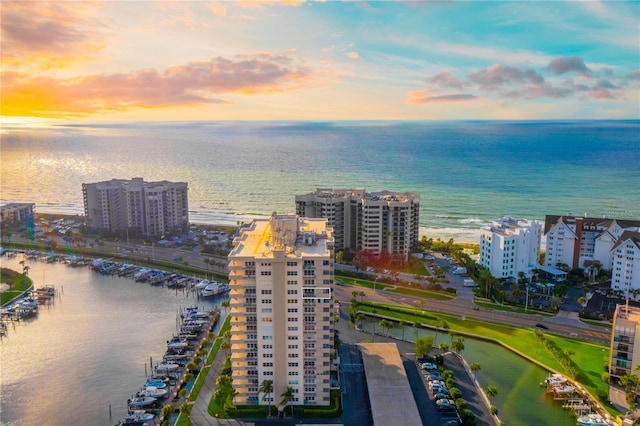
[227,213,335,407]
[295,188,420,260]
[82,177,189,237]
[611,232,640,295]
[479,216,542,280]
[0,203,35,226]
[609,303,640,383]
[544,215,640,269]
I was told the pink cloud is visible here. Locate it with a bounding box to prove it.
[407,91,478,104]
[547,56,591,76]
[425,71,464,90]
[589,90,615,99]
[0,1,110,68]
[468,64,544,89]
[2,54,316,118]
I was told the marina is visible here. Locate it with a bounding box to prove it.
[0,254,226,426]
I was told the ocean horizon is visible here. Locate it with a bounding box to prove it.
[2,119,638,244]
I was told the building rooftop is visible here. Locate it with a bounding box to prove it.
[359,343,422,426]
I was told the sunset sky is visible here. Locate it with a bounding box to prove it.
[1,0,639,123]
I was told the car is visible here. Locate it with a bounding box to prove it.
[422,362,438,370]
[434,392,451,401]
[425,373,442,381]
[417,355,434,363]
[443,420,461,426]
[436,401,457,413]
[535,323,549,330]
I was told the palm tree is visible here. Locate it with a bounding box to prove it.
[452,336,465,354]
[438,342,449,352]
[221,340,231,357]
[485,385,498,402]
[470,362,481,380]
[564,348,575,367]
[414,322,421,339]
[258,379,274,417]
[358,291,366,303]
[356,313,365,330]
[448,330,456,346]
[399,320,406,340]
[280,386,295,417]
[220,300,230,315]
[619,373,639,402]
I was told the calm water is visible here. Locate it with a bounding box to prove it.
[0,256,224,426]
[363,318,580,426]
[2,120,638,242]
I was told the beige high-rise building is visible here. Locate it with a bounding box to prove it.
[295,188,420,261]
[609,304,640,383]
[227,213,335,407]
[82,177,189,237]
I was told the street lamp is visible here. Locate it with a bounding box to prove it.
[525,282,529,313]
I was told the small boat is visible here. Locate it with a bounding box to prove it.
[167,337,188,350]
[200,281,229,297]
[138,386,168,399]
[552,384,576,394]
[127,396,157,408]
[145,379,167,389]
[121,410,155,424]
[194,280,210,289]
[576,413,608,426]
[544,373,568,386]
[155,362,179,373]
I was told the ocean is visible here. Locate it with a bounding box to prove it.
[1,120,638,243]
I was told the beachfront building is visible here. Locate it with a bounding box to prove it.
[609,303,640,384]
[82,178,189,237]
[479,216,542,280]
[295,188,420,261]
[227,213,335,407]
[544,215,640,288]
[0,203,35,227]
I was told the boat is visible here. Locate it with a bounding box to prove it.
[120,410,155,425]
[155,362,179,373]
[127,396,157,408]
[138,385,168,399]
[144,379,167,389]
[167,337,188,350]
[551,384,576,394]
[577,413,608,426]
[544,373,568,386]
[200,281,229,297]
[194,280,210,289]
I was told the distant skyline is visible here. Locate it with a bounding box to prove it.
[1,1,639,124]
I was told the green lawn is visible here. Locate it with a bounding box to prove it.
[0,268,32,306]
[388,286,455,300]
[473,299,555,316]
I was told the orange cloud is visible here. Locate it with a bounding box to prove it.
[345,52,359,60]
[407,90,478,104]
[1,54,316,118]
[0,1,110,69]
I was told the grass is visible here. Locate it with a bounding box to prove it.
[337,277,392,290]
[0,268,32,305]
[355,301,614,414]
[388,286,455,300]
[473,299,555,316]
[580,319,612,329]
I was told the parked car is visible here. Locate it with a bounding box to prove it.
[434,392,451,401]
[422,362,438,370]
[535,323,549,330]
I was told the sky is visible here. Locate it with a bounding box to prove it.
[1,0,639,123]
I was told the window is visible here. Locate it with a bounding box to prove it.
[260,271,272,276]
[287,290,298,295]
[261,289,272,294]
[287,271,298,276]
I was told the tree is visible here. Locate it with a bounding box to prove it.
[619,373,639,402]
[485,385,498,402]
[438,342,449,352]
[415,335,434,357]
[470,362,481,379]
[359,291,366,303]
[259,379,274,417]
[564,348,575,367]
[434,318,447,347]
[221,300,230,315]
[414,322,421,339]
[448,330,456,346]
[399,320,406,340]
[280,386,295,417]
[452,336,465,354]
[356,313,365,330]
[221,340,231,357]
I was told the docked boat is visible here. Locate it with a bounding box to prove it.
[127,396,157,408]
[551,384,576,394]
[194,280,210,289]
[138,385,168,399]
[167,337,188,350]
[155,362,179,373]
[145,379,167,389]
[200,281,229,297]
[120,410,155,425]
[544,373,568,386]
[577,413,609,426]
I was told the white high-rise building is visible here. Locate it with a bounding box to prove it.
[82,177,189,237]
[611,231,640,295]
[479,216,542,280]
[295,188,420,261]
[227,213,335,407]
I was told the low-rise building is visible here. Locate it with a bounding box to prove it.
[0,203,35,226]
